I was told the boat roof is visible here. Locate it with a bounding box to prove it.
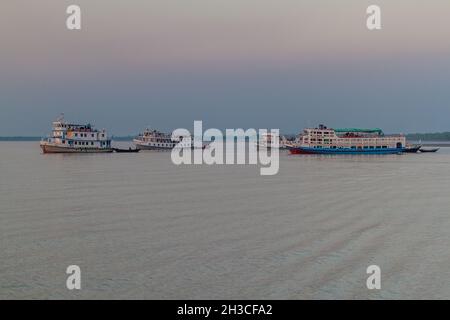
[334,128,383,135]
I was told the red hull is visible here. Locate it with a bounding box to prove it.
[289,148,316,154]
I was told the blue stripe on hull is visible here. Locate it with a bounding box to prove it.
[292,147,405,154]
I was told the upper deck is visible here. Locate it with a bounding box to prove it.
[300,125,405,149]
[48,116,109,142]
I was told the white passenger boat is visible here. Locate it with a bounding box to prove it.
[290,124,406,154]
[40,115,112,153]
[133,128,206,150]
[256,132,293,149]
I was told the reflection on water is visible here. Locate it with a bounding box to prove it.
[1,142,450,299]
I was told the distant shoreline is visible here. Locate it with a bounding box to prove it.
[0,137,42,141]
[0,136,135,141]
[2,133,450,145]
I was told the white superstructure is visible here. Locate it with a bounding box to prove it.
[40,115,112,153]
[133,128,205,150]
[256,132,293,149]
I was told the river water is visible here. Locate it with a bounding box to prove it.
[1,142,450,299]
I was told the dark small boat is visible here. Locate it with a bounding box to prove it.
[113,147,140,153]
[404,145,421,153]
[420,147,439,153]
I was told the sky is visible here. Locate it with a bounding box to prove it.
[1,0,450,135]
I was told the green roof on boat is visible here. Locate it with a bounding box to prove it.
[334,128,384,135]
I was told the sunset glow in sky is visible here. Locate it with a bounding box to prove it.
[1,0,450,135]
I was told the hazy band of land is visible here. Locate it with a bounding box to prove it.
[2,132,450,143]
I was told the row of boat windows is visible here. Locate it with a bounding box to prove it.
[146,138,173,143]
[73,133,105,138]
[309,131,333,135]
[54,131,105,138]
[60,140,94,145]
[145,142,193,147]
[55,124,92,131]
[313,145,390,149]
[150,143,176,147]
[305,139,399,144]
[307,139,333,143]
[60,140,109,146]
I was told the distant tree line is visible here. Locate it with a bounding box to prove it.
[0,136,41,141]
[406,132,450,141]
[2,132,450,142]
[0,136,136,141]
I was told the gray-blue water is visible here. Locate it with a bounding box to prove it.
[1,142,450,299]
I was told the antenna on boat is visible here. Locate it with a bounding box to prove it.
[56,113,64,122]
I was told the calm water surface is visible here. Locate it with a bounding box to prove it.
[1,142,450,299]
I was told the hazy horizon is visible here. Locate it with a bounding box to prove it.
[2,1,450,135]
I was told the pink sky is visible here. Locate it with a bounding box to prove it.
[2,1,450,135]
[2,0,450,76]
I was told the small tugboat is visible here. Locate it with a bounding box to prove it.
[290,124,406,155]
[40,115,113,153]
[113,147,140,153]
[420,147,440,153]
